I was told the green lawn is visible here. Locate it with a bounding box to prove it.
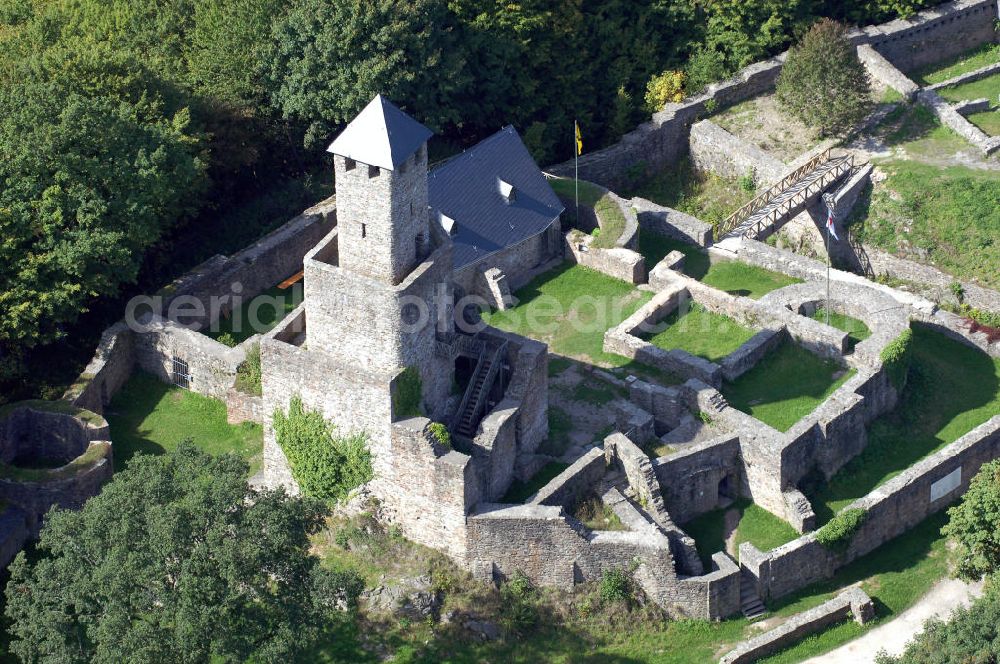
[549,178,627,249]
[810,308,871,350]
[642,303,755,363]
[723,341,855,432]
[501,461,570,504]
[105,372,263,474]
[808,324,1000,523]
[913,43,1000,86]
[967,109,1000,136]
[682,498,800,568]
[207,282,303,345]
[482,263,652,368]
[638,231,801,298]
[621,156,756,229]
[936,71,1000,104]
[851,158,1000,290]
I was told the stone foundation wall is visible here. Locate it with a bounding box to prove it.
[565,232,646,284]
[860,0,999,73]
[720,327,787,381]
[689,120,787,185]
[531,447,607,508]
[634,198,713,247]
[742,416,1000,601]
[918,90,1000,155]
[719,588,874,664]
[652,436,742,523]
[628,379,685,434]
[63,322,135,416]
[857,44,920,100]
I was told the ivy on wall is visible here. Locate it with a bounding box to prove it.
[881,327,914,390]
[273,396,372,504]
[816,507,868,552]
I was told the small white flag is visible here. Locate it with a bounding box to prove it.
[826,209,839,241]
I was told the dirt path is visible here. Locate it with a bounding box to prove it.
[800,577,984,663]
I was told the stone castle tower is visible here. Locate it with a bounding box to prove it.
[260,95,455,491]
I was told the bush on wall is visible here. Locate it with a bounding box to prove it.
[816,507,868,552]
[393,366,423,419]
[881,327,914,390]
[235,343,262,396]
[273,396,372,504]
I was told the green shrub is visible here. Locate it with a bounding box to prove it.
[217,332,238,348]
[235,343,262,396]
[776,19,871,136]
[591,227,602,238]
[685,47,730,96]
[599,567,632,604]
[816,507,867,552]
[950,281,965,304]
[739,168,757,194]
[644,69,686,112]
[273,396,373,505]
[500,570,539,633]
[392,366,423,419]
[881,327,914,390]
[428,422,451,448]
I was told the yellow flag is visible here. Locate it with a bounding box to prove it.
[575,121,583,156]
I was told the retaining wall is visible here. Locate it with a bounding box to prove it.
[565,232,646,284]
[689,120,787,185]
[634,198,713,247]
[741,416,1000,601]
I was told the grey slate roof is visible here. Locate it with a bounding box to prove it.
[326,95,433,171]
[428,126,564,270]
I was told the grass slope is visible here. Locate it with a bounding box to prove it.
[852,158,1000,289]
[810,308,871,349]
[809,324,1000,523]
[913,43,1000,86]
[724,341,855,432]
[105,372,263,474]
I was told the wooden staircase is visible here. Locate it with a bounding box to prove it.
[453,341,508,438]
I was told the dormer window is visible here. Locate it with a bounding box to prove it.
[440,213,456,235]
[344,157,356,171]
[498,179,516,203]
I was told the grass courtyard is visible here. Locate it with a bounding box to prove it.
[207,281,304,345]
[481,263,651,369]
[808,324,1000,524]
[723,341,855,432]
[936,71,1000,105]
[810,308,871,349]
[638,232,802,298]
[105,371,263,474]
[641,303,755,363]
[682,498,801,568]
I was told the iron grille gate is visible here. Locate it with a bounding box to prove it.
[172,357,192,389]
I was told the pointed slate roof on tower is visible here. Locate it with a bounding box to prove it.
[326,95,433,171]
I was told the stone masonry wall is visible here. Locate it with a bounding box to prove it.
[633,198,713,247]
[63,322,135,416]
[531,447,607,508]
[564,231,646,284]
[742,416,1000,601]
[689,120,787,186]
[652,436,742,523]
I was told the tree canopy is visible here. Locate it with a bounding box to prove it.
[776,18,872,136]
[4,444,362,663]
[943,459,1000,582]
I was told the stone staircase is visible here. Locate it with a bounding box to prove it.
[740,570,767,620]
[705,391,730,414]
[483,268,517,311]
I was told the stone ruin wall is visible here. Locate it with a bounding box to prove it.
[741,416,1000,601]
[688,119,787,186]
[545,0,998,190]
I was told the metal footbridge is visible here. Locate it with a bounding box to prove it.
[717,148,855,241]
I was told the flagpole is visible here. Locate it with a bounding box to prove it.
[574,120,579,222]
[823,194,833,327]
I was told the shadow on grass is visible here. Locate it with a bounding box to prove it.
[807,324,1000,523]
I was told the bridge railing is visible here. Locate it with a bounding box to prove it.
[718,147,837,238]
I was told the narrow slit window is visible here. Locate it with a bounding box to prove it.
[344,158,356,171]
[361,223,367,238]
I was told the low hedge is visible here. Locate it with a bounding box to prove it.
[881,327,913,391]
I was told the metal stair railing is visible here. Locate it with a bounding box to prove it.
[452,344,486,433]
[459,340,508,437]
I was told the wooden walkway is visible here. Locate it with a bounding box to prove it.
[718,148,855,241]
